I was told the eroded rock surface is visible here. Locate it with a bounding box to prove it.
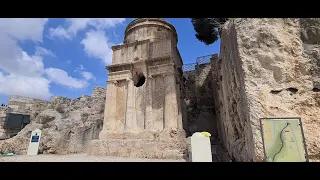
[216,18,320,161]
[0,96,105,155]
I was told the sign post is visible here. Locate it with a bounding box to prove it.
[260,117,309,162]
[27,128,42,155]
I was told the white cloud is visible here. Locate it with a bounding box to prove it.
[0,18,48,42]
[81,30,113,65]
[35,46,55,57]
[45,68,88,89]
[0,18,51,100]
[49,18,125,66]
[75,64,85,71]
[66,60,72,64]
[74,64,86,73]
[0,18,89,100]
[74,64,96,81]
[0,71,51,100]
[49,26,71,40]
[0,35,45,78]
[49,18,125,39]
[81,71,96,81]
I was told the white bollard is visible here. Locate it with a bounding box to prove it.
[27,128,42,155]
[188,132,212,162]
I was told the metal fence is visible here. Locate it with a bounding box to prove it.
[182,54,215,72]
[196,54,214,65]
[182,63,197,72]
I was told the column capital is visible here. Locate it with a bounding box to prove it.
[107,80,118,84]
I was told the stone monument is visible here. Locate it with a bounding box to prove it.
[87,18,188,159]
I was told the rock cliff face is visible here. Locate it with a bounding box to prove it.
[0,94,105,155]
[300,18,320,160]
[216,18,320,161]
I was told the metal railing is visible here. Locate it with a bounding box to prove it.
[182,54,215,72]
[196,54,214,65]
[182,63,197,72]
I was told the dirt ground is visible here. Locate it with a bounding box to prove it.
[0,153,187,162]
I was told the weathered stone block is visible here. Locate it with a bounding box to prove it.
[215,18,320,162]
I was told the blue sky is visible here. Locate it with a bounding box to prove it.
[0,18,219,104]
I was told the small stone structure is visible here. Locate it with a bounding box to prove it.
[88,18,188,159]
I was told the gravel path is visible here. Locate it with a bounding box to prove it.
[0,153,187,162]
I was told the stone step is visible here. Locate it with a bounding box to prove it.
[87,139,188,160]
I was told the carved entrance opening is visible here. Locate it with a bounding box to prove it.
[134,73,146,87]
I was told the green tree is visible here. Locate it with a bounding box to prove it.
[191,18,229,45]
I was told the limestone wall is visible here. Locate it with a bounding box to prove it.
[112,40,150,64]
[111,39,178,66]
[183,70,198,135]
[216,18,320,161]
[183,55,219,138]
[92,87,106,99]
[0,107,8,137]
[195,62,218,138]
[299,18,320,160]
[124,18,178,44]
[8,95,48,115]
[214,22,253,162]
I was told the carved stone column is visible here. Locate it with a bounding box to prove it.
[164,73,179,129]
[125,78,134,131]
[144,75,153,130]
[99,80,117,140]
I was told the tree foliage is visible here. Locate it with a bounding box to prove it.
[191,18,229,45]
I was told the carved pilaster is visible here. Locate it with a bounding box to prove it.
[101,81,117,134]
[145,74,154,130]
[164,74,179,129]
[125,79,134,131]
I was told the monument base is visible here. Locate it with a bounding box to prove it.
[87,129,188,160]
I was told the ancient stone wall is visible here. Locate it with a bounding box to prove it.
[195,62,218,139]
[183,70,198,135]
[124,18,178,44]
[8,95,48,115]
[214,22,253,162]
[183,55,219,138]
[0,96,49,138]
[92,86,107,99]
[216,18,320,161]
[0,107,8,137]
